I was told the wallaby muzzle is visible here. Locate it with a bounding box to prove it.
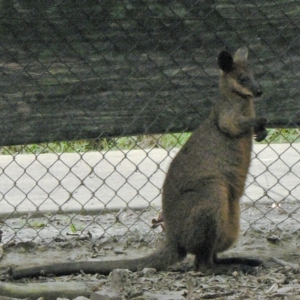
[253,84,263,98]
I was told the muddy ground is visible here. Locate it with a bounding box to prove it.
[1,204,300,299]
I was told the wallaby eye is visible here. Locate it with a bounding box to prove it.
[239,76,248,85]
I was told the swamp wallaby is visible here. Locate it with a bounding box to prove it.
[8,47,268,279]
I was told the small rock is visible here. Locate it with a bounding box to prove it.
[90,289,122,300]
[232,271,239,278]
[54,236,67,242]
[113,249,125,255]
[72,297,89,300]
[103,246,113,250]
[144,291,185,300]
[109,269,130,290]
[267,235,281,244]
[141,268,157,276]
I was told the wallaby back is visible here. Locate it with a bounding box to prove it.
[9,48,267,279]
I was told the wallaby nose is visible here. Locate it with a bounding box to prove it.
[255,85,263,97]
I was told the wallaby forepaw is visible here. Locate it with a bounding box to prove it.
[254,128,268,142]
[254,117,268,142]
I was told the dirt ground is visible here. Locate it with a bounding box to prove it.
[1,204,300,300]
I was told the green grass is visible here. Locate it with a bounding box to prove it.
[0,129,298,155]
[0,133,191,155]
[28,221,46,229]
[263,128,300,144]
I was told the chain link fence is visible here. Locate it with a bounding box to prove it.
[0,0,300,247]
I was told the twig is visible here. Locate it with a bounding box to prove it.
[202,291,234,299]
[271,257,299,271]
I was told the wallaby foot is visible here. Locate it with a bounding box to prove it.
[213,263,261,276]
[195,256,264,276]
[193,250,215,272]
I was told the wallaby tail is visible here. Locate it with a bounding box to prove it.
[10,245,183,279]
[214,255,263,267]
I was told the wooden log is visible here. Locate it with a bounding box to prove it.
[0,281,93,300]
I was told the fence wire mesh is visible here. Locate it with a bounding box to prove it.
[0,1,300,247]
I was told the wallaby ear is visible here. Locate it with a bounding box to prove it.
[233,47,248,64]
[217,50,234,73]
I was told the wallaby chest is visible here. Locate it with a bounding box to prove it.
[164,116,253,198]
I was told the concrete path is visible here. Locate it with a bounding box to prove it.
[0,143,300,216]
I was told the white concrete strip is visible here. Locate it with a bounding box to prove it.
[0,143,299,216]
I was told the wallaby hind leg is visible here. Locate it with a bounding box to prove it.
[175,191,219,271]
[193,239,216,271]
[179,182,245,272]
[193,213,218,271]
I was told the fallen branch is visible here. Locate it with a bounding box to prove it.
[0,281,94,300]
[0,296,26,300]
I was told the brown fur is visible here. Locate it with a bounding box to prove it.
[9,48,267,279]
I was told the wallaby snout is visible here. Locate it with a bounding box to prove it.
[254,84,263,98]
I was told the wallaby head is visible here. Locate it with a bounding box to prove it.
[217,47,262,99]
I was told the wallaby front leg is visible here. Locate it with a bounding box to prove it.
[241,116,268,141]
[219,113,267,137]
[238,116,267,132]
